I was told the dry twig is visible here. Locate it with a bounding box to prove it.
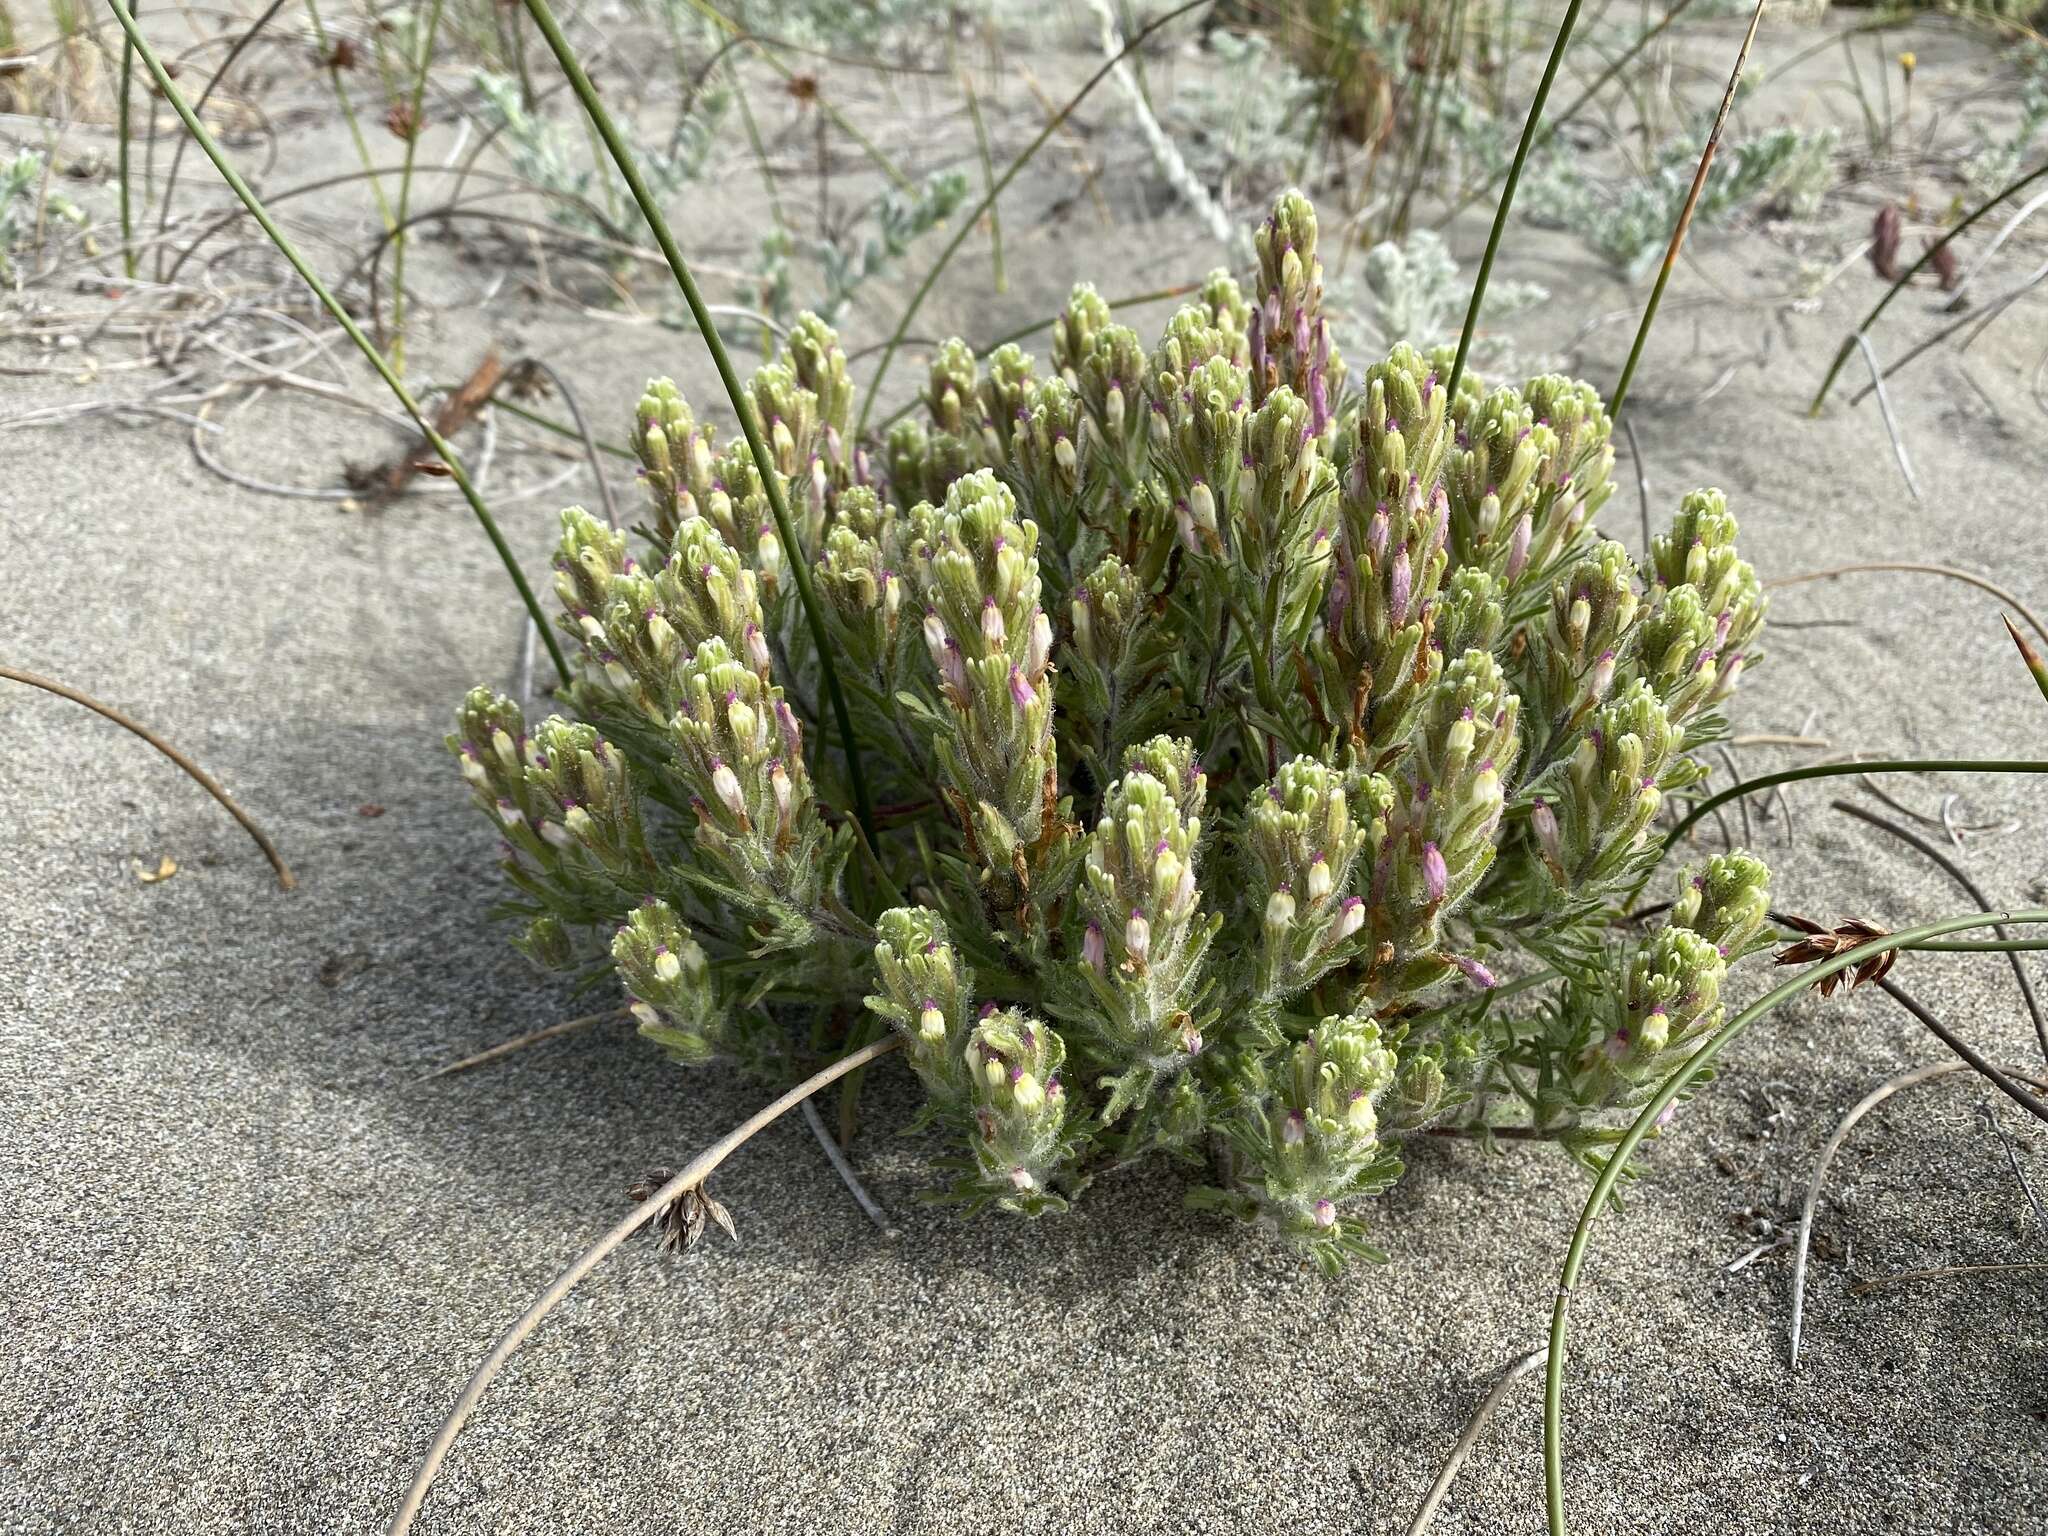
[419,1008,629,1081]
[390,1034,904,1534]
[0,665,294,889]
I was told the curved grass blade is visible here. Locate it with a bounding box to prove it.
[1,665,295,889]
[1832,796,2048,1067]
[1444,0,1585,405]
[1608,0,1766,423]
[1542,908,2048,1535]
[1663,759,2048,851]
[103,0,569,686]
[389,1034,904,1534]
[1809,160,2048,415]
[516,0,876,848]
[854,0,1214,436]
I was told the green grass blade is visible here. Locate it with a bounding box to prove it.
[116,0,140,279]
[2005,616,2048,706]
[853,0,1213,437]
[1444,0,1585,405]
[1663,759,2048,851]
[516,0,876,849]
[104,0,569,685]
[388,0,449,372]
[1808,160,2048,415]
[1542,908,2048,1535]
[1445,0,1701,226]
[1608,0,1766,423]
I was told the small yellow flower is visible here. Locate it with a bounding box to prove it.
[1898,51,1916,77]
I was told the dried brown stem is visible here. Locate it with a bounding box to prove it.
[418,1007,627,1081]
[353,348,505,509]
[1408,1344,1550,1534]
[1845,1261,2048,1296]
[389,1033,904,1534]
[1766,562,2048,654]
[0,665,295,890]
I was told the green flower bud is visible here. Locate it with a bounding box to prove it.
[1250,190,1344,432]
[1443,383,1542,579]
[449,687,546,838]
[522,716,649,878]
[785,311,853,444]
[1053,282,1114,386]
[1348,343,1451,509]
[867,906,977,1107]
[1226,1010,1397,1257]
[1010,375,1090,515]
[1153,354,1251,558]
[975,343,1037,466]
[926,338,979,436]
[633,378,717,546]
[669,637,829,917]
[552,506,629,633]
[1079,323,1149,480]
[1540,540,1642,724]
[1668,851,1771,955]
[1626,583,1721,723]
[1433,567,1505,660]
[963,1007,1073,1213]
[911,471,1059,893]
[1150,303,1238,391]
[1552,680,1686,890]
[1648,488,1766,700]
[1572,924,1727,1108]
[1067,737,1218,1099]
[1357,651,1521,1002]
[1069,554,1143,671]
[1322,448,1453,754]
[885,418,981,511]
[613,900,718,1062]
[1198,266,1252,360]
[1247,755,1376,1003]
[814,486,904,670]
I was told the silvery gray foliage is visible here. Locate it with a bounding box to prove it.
[1347,227,1545,366]
[450,192,1773,1273]
[1525,109,1841,277]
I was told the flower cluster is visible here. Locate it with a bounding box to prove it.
[911,470,1060,899]
[449,193,1772,1273]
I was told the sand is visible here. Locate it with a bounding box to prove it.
[4,7,2047,1532]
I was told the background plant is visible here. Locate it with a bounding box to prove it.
[1524,96,1839,276]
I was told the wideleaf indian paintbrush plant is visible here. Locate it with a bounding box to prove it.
[451,190,1774,1273]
